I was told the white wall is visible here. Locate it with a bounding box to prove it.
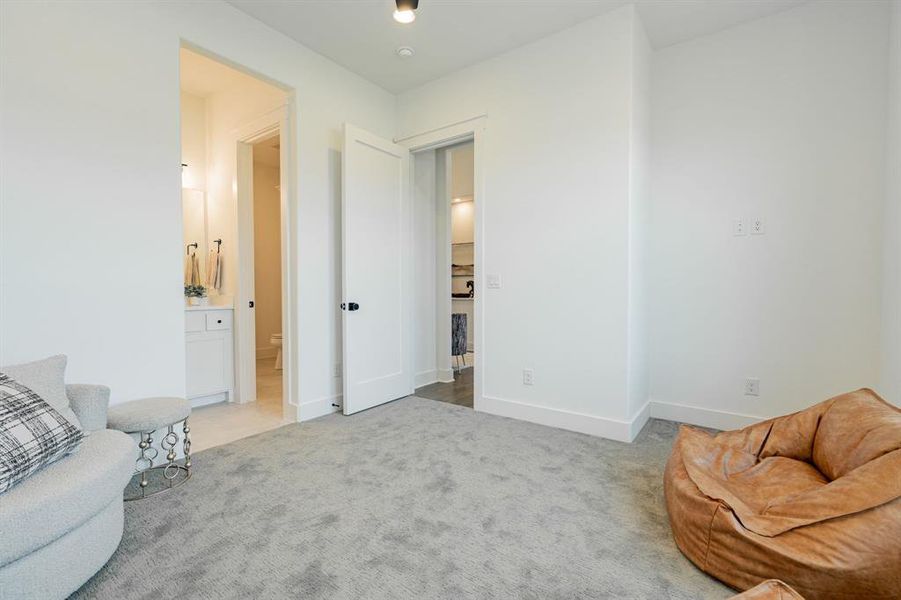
[0,1,396,412]
[627,14,652,426]
[252,162,282,357]
[649,0,891,427]
[883,0,901,404]
[398,6,649,440]
[413,150,438,387]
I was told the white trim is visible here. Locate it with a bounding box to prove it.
[298,394,342,421]
[480,395,647,443]
[415,369,438,388]
[437,368,454,384]
[189,391,228,409]
[278,96,299,418]
[394,115,488,145]
[648,400,763,431]
[234,140,258,405]
[400,116,487,414]
[628,401,651,441]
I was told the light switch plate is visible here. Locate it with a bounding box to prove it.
[487,274,501,289]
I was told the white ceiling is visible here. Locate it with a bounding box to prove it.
[226,0,806,93]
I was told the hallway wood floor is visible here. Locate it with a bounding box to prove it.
[415,367,473,408]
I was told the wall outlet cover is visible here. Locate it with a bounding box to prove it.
[744,377,760,396]
[522,369,534,385]
[733,218,747,236]
[751,218,766,235]
[487,274,501,289]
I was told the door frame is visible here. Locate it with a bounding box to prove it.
[234,99,298,422]
[396,116,487,411]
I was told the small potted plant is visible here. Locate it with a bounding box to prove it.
[185,284,208,306]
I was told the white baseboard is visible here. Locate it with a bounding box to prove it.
[437,368,454,383]
[415,369,438,388]
[648,400,762,431]
[478,395,647,443]
[189,392,228,408]
[298,394,342,421]
[628,401,651,441]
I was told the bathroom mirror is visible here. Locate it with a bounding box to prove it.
[182,188,206,259]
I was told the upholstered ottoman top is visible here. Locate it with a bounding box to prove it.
[108,397,190,433]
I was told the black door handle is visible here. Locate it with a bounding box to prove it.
[341,302,360,311]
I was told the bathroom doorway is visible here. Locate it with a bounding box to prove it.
[179,45,296,452]
[250,133,284,422]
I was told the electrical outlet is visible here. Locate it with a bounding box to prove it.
[487,274,501,289]
[732,218,747,236]
[750,218,766,235]
[334,363,342,378]
[522,369,534,386]
[744,378,760,396]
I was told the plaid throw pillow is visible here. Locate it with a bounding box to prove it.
[0,373,83,494]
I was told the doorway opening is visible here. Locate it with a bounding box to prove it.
[250,132,284,425]
[413,141,477,409]
[179,45,295,451]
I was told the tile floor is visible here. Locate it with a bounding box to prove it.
[190,357,287,452]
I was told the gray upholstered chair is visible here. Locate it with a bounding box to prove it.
[0,383,134,600]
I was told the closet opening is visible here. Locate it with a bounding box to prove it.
[179,45,296,451]
[413,141,477,408]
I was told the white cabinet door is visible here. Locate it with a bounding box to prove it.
[185,330,234,399]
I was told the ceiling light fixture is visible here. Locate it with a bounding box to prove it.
[396,46,415,58]
[393,0,418,24]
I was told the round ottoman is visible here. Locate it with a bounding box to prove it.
[108,397,192,500]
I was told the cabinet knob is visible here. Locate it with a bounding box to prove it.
[217,319,222,324]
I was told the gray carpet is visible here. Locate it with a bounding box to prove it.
[73,397,731,599]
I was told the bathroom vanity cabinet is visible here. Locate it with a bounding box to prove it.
[185,306,234,407]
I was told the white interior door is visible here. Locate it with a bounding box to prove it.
[342,124,412,414]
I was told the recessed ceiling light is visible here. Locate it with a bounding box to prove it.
[393,0,419,24]
[396,46,415,58]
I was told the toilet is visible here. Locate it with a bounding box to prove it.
[270,333,282,370]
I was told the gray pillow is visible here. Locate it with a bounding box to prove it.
[0,374,84,494]
[0,355,82,429]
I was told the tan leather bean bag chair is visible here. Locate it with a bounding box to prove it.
[730,580,804,600]
[664,389,901,599]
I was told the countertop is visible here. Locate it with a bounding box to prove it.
[185,298,234,311]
